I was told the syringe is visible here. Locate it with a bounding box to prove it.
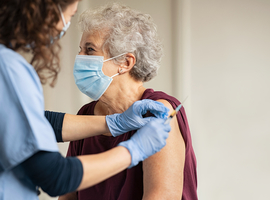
[164,97,188,124]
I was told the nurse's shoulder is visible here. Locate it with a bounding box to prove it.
[0,44,42,91]
[0,44,34,72]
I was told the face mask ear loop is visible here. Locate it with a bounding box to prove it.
[103,52,128,62]
[58,4,67,26]
[111,73,119,78]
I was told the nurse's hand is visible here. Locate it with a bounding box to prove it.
[105,99,169,137]
[118,118,171,168]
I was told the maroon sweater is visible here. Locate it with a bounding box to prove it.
[67,89,198,200]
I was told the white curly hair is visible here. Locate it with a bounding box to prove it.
[78,3,163,82]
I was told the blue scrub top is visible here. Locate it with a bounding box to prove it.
[0,44,58,200]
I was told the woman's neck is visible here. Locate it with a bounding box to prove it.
[95,80,146,116]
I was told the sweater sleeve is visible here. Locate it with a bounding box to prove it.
[21,151,83,197]
[44,111,65,142]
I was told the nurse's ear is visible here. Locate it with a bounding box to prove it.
[119,53,136,74]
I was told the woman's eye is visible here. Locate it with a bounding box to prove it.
[87,47,95,52]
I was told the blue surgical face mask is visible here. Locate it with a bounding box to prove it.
[57,5,71,39]
[50,5,71,44]
[73,53,127,100]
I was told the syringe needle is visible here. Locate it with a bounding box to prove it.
[164,96,188,124]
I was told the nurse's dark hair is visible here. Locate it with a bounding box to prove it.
[0,0,78,86]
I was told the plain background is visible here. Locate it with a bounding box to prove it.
[39,0,270,199]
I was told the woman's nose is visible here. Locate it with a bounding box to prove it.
[78,51,85,55]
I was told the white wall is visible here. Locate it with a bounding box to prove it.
[188,0,270,199]
[41,0,270,199]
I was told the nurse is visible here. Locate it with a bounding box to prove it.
[0,1,171,199]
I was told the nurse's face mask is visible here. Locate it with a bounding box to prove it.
[50,5,71,44]
[73,53,127,100]
[57,4,71,39]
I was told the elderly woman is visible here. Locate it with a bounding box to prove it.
[60,3,197,200]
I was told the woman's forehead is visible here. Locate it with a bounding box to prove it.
[80,31,105,48]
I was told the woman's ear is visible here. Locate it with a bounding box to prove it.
[120,53,136,73]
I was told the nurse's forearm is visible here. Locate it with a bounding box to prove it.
[62,114,110,142]
[21,148,130,196]
[76,146,131,190]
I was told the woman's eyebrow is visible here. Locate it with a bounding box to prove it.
[84,42,97,48]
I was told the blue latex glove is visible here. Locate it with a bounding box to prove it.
[105,99,169,137]
[118,118,171,168]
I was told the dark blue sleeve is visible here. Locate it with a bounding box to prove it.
[21,151,83,197]
[44,111,65,142]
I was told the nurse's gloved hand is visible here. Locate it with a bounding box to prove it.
[118,118,171,168]
[105,99,169,137]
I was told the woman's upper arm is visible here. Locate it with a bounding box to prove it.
[142,99,186,200]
